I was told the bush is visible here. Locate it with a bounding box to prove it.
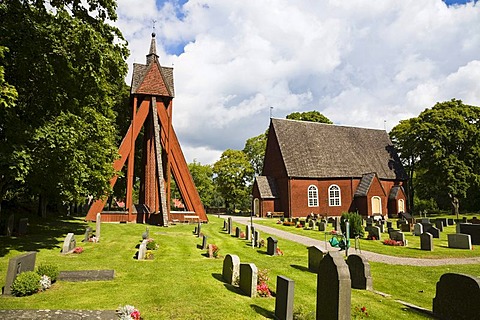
[146,240,158,250]
[11,271,41,297]
[340,212,364,238]
[36,264,59,283]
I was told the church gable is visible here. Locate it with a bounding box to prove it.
[135,62,172,97]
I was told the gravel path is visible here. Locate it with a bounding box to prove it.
[228,216,480,266]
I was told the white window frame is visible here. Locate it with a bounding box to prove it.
[308,185,319,207]
[328,184,341,206]
[371,196,382,215]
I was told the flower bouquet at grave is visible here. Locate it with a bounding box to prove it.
[352,305,369,318]
[366,233,377,240]
[276,220,282,224]
[240,231,245,238]
[208,244,220,258]
[276,247,284,256]
[117,305,141,320]
[283,221,295,226]
[145,250,154,260]
[73,247,84,254]
[382,239,403,246]
[256,269,271,297]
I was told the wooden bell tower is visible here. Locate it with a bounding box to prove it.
[85,33,207,224]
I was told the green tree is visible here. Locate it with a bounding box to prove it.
[188,160,222,208]
[0,1,129,216]
[213,149,254,213]
[243,131,267,176]
[390,99,480,216]
[286,110,333,123]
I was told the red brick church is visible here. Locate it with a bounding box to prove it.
[252,118,408,218]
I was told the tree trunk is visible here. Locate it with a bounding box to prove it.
[38,194,48,218]
[449,194,459,219]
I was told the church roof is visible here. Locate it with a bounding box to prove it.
[270,118,407,180]
[255,176,279,199]
[354,173,376,197]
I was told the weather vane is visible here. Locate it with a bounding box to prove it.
[152,19,157,35]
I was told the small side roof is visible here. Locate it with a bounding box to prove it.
[255,176,279,199]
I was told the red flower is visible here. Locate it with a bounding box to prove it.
[361,306,366,313]
[130,310,141,320]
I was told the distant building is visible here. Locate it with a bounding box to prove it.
[252,118,408,218]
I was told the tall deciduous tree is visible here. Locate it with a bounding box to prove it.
[0,1,129,216]
[390,99,480,216]
[286,110,333,123]
[188,160,222,209]
[243,131,267,176]
[213,149,254,213]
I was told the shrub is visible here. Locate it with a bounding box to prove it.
[11,271,41,297]
[340,212,365,238]
[36,264,59,283]
[146,240,158,250]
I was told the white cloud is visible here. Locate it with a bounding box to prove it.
[114,0,480,164]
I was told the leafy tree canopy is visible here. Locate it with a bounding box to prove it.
[243,130,267,176]
[188,160,222,208]
[286,110,333,124]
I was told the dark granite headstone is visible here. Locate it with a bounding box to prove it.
[316,253,351,320]
[267,237,278,256]
[447,218,455,226]
[433,273,480,320]
[227,217,233,235]
[222,254,240,285]
[239,263,258,297]
[346,254,372,290]
[427,226,440,239]
[17,218,28,236]
[223,220,227,231]
[201,235,208,250]
[2,252,37,295]
[435,220,444,232]
[369,226,381,241]
[421,222,433,231]
[235,227,240,238]
[400,223,411,232]
[386,221,392,229]
[458,223,480,244]
[420,232,433,251]
[308,246,326,273]
[254,230,260,247]
[58,270,115,282]
[197,222,202,237]
[275,276,294,320]
[318,221,326,231]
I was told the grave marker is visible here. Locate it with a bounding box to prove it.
[62,233,76,254]
[307,246,326,273]
[227,217,233,235]
[427,226,440,239]
[369,226,381,241]
[254,230,260,247]
[82,227,93,242]
[420,232,433,251]
[316,253,351,320]
[96,213,101,241]
[2,252,37,295]
[447,233,472,250]
[433,273,480,320]
[222,254,240,285]
[413,223,423,236]
[435,219,444,232]
[245,225,251,241]
[235,227,240,238]
[267,237,278,256]
[197,222,202,237]
[458,223,480,244]
[6,214,14,236]
[447,218,455,226]
[346,254,372,290]
[239,263,258,297]
[201,235,208,250]
[318,221,326,232]
[137,240,147,260]
[275,276,294,320]
[17,218,28,236]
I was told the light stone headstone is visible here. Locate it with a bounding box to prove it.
[275,276,294,320]
[239,263,258,297]
[413,223,423,236]
[82,227,93,242]
[222,254,240,285]
[346,254,372,290]
[307,245,326,273]
[316,252,351,320]
[267,237,278,256]
[433,273,480,320]
[245,225,251,241]
[62,233,76,253]
[138,239,147,260]
[420,232,433,251]
[447,233,472,250]
[95,212,101,241]
[2,252,37,295]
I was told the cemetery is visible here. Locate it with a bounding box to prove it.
[0,213,479,319]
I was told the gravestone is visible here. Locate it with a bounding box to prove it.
[227,217,233,235]
[58,269,115,282]
[346,254,372,290]
[254,230,260,247]
[223,220,227,231]
[197,222,202,237]
[275,276,294,320]
[462,217,468,223]
[267,237,278,256]
[299,220,306,227]
[308,246,326,273]
[96,212,101,241]
[2,252,37,295]
[316,252,351,320]
[6,214,14,236]
[435,219,444,232]
[62,233,76,254]
[245,225,251,241]
[201,235,208,250]
[222,254,240,285]
[447,233,472,250]
[137,240,147,260]
[386,221,392,229]
[469,217,480,224]
[308,220,315,229]
[376,222,384,233]
[437,218,447,227]
[17,218,28,236]
[318,221,326,232]
[447,218,455,226]
[420,232,433,251]
[400,223,411,232]
[369,226,381,241]
[458,223,480,244]
[413,223,423,236]
[421,222,433,231]
[421,218,430,223]
[432,273,480,320]
[239,263,258,297]
[235,227,240,238]
[427,226,440,239]
[193,226,198,235]
[390,230,405,243]
[82,227,93,242]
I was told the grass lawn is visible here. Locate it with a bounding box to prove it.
[252,218,480,259]
[0,214,478,319]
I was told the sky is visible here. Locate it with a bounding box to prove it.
[114,0,480,165]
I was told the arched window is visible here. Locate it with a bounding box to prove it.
[398,199,405,213]
[308,185,318,207]
[328,185,341,206]
[371,196,382,215]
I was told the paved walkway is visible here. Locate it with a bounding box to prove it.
[228,216,480,266]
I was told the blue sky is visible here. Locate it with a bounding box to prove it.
[116,0,480,165]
